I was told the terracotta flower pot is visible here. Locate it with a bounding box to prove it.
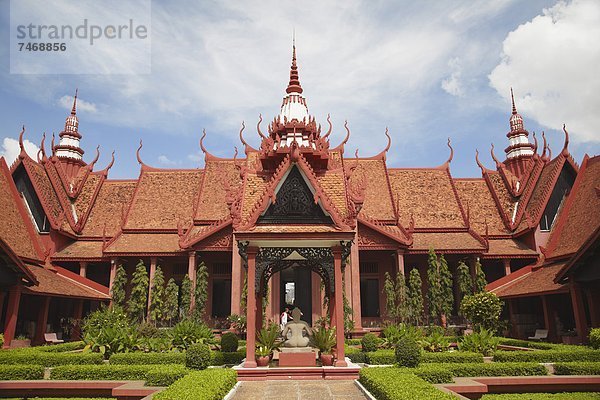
[256,355,270,367]
[320,353,334,366]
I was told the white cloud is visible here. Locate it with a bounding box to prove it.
[157,155,179,166]
[58,95,98,113]
[1,137,40,165]
[442,58,464,97]
[489,0,600,142]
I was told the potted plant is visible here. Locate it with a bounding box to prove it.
[256,345,271,366]
[311,326,336,366]
[256,324,282,366]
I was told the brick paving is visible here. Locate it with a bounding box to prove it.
[231,380,367,400]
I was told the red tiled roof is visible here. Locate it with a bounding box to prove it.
[485,171,516,223]
[52,240,105,260]
[0,158,44,262]
[410,232,484,252]
[20,157,63,226]
[23,264,110,300]
[547,155,600,259]
[0,237,38,285]
[195,160,236,221]
[484,238,538,258]
[317,169,348,218]
[356,160,395,221]
[454,179,510,235]
[103,233,181,255]
[125,170,202,229]
[491,262,568,298]
[388,169,465,228]
[80,180,136,237]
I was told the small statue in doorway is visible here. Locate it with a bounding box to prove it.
[282,307,312,347]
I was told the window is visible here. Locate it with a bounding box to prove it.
[360,278,380,317]
[211,278,231,318]
[540,166,576,231]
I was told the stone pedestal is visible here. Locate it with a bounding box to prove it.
[278,348,317,367]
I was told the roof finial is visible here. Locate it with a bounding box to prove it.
[286,35,302,94]
[71,88,78,116]
[510,87,517,115]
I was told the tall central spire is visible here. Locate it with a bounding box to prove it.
[279,41,309,124]
[286,43,303,94]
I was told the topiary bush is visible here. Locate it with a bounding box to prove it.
[210,350,246,366]
[109,352,185,365]
[460,291,503,331]
[0,364,44,380]
[186,343,211,370]
[361,333,380,352]
[590,328,600,350]
[220,332,239,352]
[154,368,237,400]
[395,336,421,367]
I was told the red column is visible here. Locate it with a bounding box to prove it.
[79,261,88,278]
[244,247,258,368]
[265,276,273,324]
[230,238,242,316]
[34,296,51,345]
[570,282,589,343]
[333,246,347,367]
[311,271,321,324]
[3,286,22,349]
[350,237,362,330]
[396,250,405,276]
[71,299,84,340]
[109,259,117,292]
[503,259,511,276]
[541,295,555,342]
[188,252,197,311]
[256,291,263,332]
[272,272,281,324]
[147,257,157,314]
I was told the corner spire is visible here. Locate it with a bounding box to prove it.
[510,87,517,115]
[286,41,303,94]
[71,88,78,116]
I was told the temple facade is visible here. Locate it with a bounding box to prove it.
[1,45,598,349]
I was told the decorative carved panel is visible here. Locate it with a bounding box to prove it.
[358,224,397,249]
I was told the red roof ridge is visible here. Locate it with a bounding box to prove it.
[357,214,412,246]
[487,263,534,292]
[0,237,39,285]
[53,265,109,296]
[179,218,232,249]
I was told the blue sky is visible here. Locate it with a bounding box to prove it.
[1,0,598,179]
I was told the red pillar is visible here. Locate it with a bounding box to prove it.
[230,238,242,316]
[272,272,281,324]
[570,282,589,343]
[3,286,22,349]
[244,247,258,368]
[79,261,88,278]
[71,299,84,340]
[396,250,405,276]
[541,295,555,342]
[503,259,511,276]
[350,238,362,330]
[333,246,347,367]
[147,257,157,314]
[34,296,51,345]
[188,252,197,311]
[311,271,321,324]
[108,258,117,306]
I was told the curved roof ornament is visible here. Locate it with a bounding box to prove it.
[89,145,100,169]
[38,132,47,163]
[532,131,538,155]
[51,133,56,157]
[233,146,239,162]
[257,114,266,139]
[475,149,488,174]
[541,131,548,159]
[322,114,332,139]
[371,127,392,160]
[239,121,257,154]
[199,129,208,155]
[562,124,570,155]
[332,120,351,152]
[18,125,27,159]
[136,139,147,167]
[98,150,115,176]
[446,137,454,164]
[490,143,501,168]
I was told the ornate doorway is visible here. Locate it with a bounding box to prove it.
[279,265,312,325]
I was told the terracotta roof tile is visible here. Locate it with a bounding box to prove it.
[410,232,484,252]
[22,158,63,223]
[485,238,538,258]
[317,170,348,218]
[487,171,516,220]
[80,181,136,237]
[492,263,567,298]
[549,155,600,259]
[104,233,181,254]
[52,240,105,260]
[0,159,42,261]
[388,169,464,228]
[195,161,237,221]
[247,224,341,233]
[23,264,110,300]
[454,179,509,235]
[241,173,269,223]
[356,160,395,220]
[126,170,202,229]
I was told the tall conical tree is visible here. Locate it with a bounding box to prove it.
[110,265,127,311]
[194,261,209,321]
[408,268,424,326]
[164,278,179,326]
[439,255,454,325]
[426,248,442,323]
[128,260,149,323]
[474,259,487,293]
[384,272,397,322]
[180,274,192,319]
[396,272,409,324]
[457,261,473,298]
[149,265,165,325]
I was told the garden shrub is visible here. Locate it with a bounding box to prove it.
[493,349,600,363]
[395,336,421,367]
[210,350,246,366]
[0,364,44,380]
[413,362,547,383]
[381,323,424,348]
[186,343,211,370]
[110,352,185,365]
[553,362,600,375]
[347,350,368,364]
[35,341,86,352]
[170,320,214,350]
[0,351,103,366]
[367,350,396,365]
[421,351,484,363]
[498,338,555,350]
[481,394,600,400]
[145,365,189,386]
[50,363,187,386]
[590,328,600,350]
[458,328,499,356]
[0,333,3,348]
[154,368,237,400]
[421,329,450,352]
[460,291,503,331]
[361,333,380,352]
[346,338,362,346]
[220,332,239,352]
[358,367,455,400]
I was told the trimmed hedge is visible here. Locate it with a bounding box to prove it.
[210,350,246,366]
[220,332,239,352]
[498,338,555,350]
[35,341,86,352]
[50,364,188,386]
[362,333,380,352]
[412,362,547,384]
[366,350,396,365]
[16,398,114,400]
[0,364,45,380]
[358,367,455,400]
[0,351,103,366]
[347,347,368,364]
[109,352,185,365]
[421,351,483,363]
[493,349,600,363]
[186,343,211,370]
[554,362,600,375]
[154,368,237,400]
[481,394,600,400]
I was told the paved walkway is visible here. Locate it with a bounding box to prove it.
[231,380,368,400]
